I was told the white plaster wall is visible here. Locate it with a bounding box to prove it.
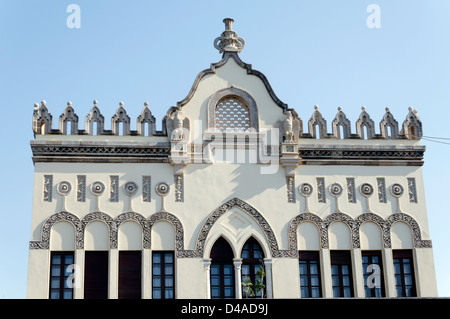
[152,221,175,250]
[50,221,75,250]
[118,221,142,250]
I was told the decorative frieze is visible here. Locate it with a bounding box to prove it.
[407,177,418,203]
[29,200,433,253]
[377,177,387,203]
[316,177,326,203]
[346,177,356,203]
[77,175,86,202]
[175,175,184,202]
[286,176,295,203]
[110,175,119,202]
[43,175,53,202]
[142,176,151,202]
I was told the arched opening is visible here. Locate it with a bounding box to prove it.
[241,237,265,298]
[215,96,250,132]
[210,237,235,299]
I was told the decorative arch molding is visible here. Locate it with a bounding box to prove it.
[115,211,151,249]
[194,198,290,258]
[287,211,432,252]
[288,213,327,253]
[81,211,117,249]
[207,86,259,132]
[29,210,432,252]
[147,211,194,257]
[385,212,432,248]
[29,211,82,250]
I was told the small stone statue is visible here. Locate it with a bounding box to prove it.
[171,110,185,141]
[282,111,294,142]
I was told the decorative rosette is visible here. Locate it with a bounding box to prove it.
[91,181,105,196]
[57,181,71,196]
[123,181,138,196]
[298,183,313,197]
[156,182,170,197]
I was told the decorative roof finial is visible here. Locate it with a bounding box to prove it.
[214,18,245,54]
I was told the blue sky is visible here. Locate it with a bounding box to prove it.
[0,0,449,298]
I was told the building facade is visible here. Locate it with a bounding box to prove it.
[27,18,437,299]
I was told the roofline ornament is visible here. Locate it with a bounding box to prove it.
[214,18,245,54]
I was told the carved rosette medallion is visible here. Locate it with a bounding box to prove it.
[57,181,71,196]
[390,183,404,197]
[360,183,374,197]
[91,181,105,196]
[156,182,170,197]
[329,183,343,197]
[298,183,313,197]
[123,181,138,196]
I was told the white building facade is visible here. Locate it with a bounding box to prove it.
[27,18,437,299]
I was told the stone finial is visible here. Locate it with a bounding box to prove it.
[213,18,246,54]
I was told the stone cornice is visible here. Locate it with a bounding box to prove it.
[30,140,171,164]
[299,144,425,166]
[31,139,425,166]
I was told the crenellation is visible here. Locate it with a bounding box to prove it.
[32,100,424,141]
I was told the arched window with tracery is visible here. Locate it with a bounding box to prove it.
[210,237,235,299]
[241,237,265,298]
[215,96,251,132]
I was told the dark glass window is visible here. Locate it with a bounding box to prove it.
[152,251,175,299]
[49,251,74,299]
[241,237,265,298]
[362,250,385,297]
[210,237,235,299]
[330,250,354,298]
[393,250,416,297]
[119,251,142,299]
[84,251,109,299]
[299,251,322,298]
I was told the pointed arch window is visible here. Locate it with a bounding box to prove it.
[241,237,265,298]
[210,237,235,299]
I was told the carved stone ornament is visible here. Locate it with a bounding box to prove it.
[360,183,374,197]
[390,183,404,198]
[213,18,245,54]
[299,183,313,197]
[329,183,343,197]
[29,203,432,252]
[57,181,71,196]
[90,181,105,196]
[156,182,170,197]
[123,181,138,196]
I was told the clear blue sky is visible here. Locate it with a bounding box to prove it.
[0,0,449,298]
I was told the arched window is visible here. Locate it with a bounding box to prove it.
[215,96,250,132]
[241,237,265,298]
[210,237,235,299]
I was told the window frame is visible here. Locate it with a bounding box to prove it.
[241,237,265,298]
[330,250,354,298]
[152,251,175,299]
[49,251,74,299]
[210,262,235,299]
[393,249,417,297]
[362,250,385,297]
[298,250,322,298]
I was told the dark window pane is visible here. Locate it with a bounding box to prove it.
[49,252,74,300]
[84,251,108,299]
[299,251,322,298]
[152,251,175,299]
